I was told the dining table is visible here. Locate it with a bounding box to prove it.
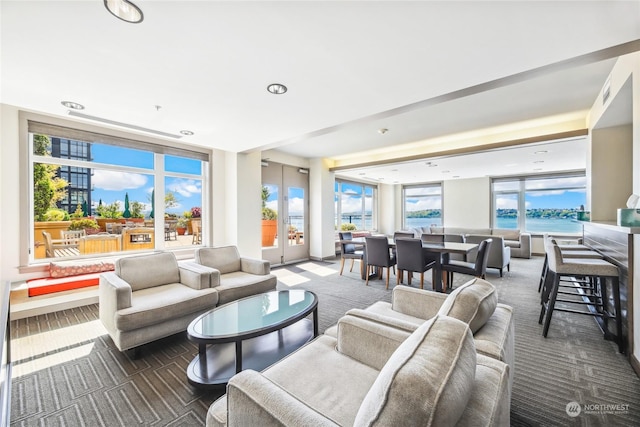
[346,236,478,292]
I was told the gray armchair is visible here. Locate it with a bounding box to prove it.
[192,245,277,305]
[466,234,511,276]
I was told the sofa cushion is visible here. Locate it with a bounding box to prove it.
[492,228,521,241]
[116,252,180,291]
[196,246,241,274]
[216,272,278,306]
[115,283,218,331]
[437,278,498,333]
[354,315,476,427]
[50,260,115,278]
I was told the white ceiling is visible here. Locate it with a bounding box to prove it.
[2,1,640,183]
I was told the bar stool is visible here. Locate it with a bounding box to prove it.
[538,240,623,353]
[538,236,603,294]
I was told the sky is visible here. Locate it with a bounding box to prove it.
[89,144,202,216]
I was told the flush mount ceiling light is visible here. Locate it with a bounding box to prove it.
[61,101,85,110]
[180,130,194,136]
[267,83,287,95]
[104,0,144,23]
[378,128,389,135]
[534,150,548,155]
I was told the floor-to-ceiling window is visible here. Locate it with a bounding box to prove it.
[335,179,377,231]
[492,173,586,233]
[28,119,209,262]
[402,183,443,229]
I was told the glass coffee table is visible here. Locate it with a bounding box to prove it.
[186,289,318,388]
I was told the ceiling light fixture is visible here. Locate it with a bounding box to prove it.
[61,101,84,110]
[534,150,548,155]
[533,160,544,164]
[441,170,450,173]
[180,130,194,136]
[267,83,287,95]
[104,0,144,23]
[378,128,389,135]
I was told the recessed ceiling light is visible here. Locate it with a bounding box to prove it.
[267,83,287,94]
[427,163,438,167]
[533,160,544,164]
[452,175,460,178]
[391,169,398,172]
[104,0,144,23]
[534,150,548,155]
[61,101,85,110]
[180,130,194,136]
[358,172,366,176]
[378,128,389,135]
[533,168,543,171]
[441,170,450,173]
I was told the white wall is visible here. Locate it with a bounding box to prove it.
[0,105,21,283]
[309,158,336,260]
[443,177,491,228]
[377,183,398,235]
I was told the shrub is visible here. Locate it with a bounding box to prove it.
[190,206,201,218]
[340,223,357,231]
[262,207,277,220]
[69,219,99,230]
[43,208,70,221]
[96,201,122,218]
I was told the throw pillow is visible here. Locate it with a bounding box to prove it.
[437,278,498,333]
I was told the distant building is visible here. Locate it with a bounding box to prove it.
[50,138,92,215]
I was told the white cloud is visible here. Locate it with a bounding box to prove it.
[93,170,148,191]
[496,197,518,209]
[167,179,202,198]
[405,197,440,211]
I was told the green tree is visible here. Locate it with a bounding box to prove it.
[33,134,68,221]
[165,191,180,210]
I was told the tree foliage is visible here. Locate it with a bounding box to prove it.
[33,134,68,221]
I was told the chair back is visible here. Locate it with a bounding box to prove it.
[474,239,493,277]
[365,236,395,267]
[421,233,444,243]
[339,231,356,254]
[393,231,414,241]
[395,238,425,272]
[42,231,54,258]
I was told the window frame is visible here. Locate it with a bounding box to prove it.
[491,171,586,234]
[335,178,378,232]
[20,111,211,267]
[401,182,444,230]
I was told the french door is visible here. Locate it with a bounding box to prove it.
[261,162,309,266]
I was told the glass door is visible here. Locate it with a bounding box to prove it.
[262,163,309,265]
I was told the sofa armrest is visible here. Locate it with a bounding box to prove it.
[344,308,418,333]
[99,272,132,335]
[336,315,411,370]
[178,264,214,290]
[240,257,271,275]
[99,272,132,310]
[179,261,221,288]
[225,370,339,427]
[391,286,447,320]
[519,233,531,258]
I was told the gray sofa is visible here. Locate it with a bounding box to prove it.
[465,234,511,276]
[99,252,219,352]
[408,226,531,259]
[326,278,515,383]
[207,313,510,426]
[99,247,277,353]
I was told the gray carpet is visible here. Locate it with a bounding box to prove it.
[9,257,640,426]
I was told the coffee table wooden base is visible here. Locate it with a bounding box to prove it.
[187,319,314,388]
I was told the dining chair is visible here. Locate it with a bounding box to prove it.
[421,233,449,286]
[191,219,202,244]
[441,238,492,291]
[395,238,437,289]
[364,235,397,289]
[338,232,364,276]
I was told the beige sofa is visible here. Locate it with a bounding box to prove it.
[408,226,531,259]
[99,252,219,352]
[99,247,277,353]
[188,245,277,305]
[327,278,515,383]
[207,313,510,426]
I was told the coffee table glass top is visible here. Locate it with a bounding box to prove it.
[189,290,316,339]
